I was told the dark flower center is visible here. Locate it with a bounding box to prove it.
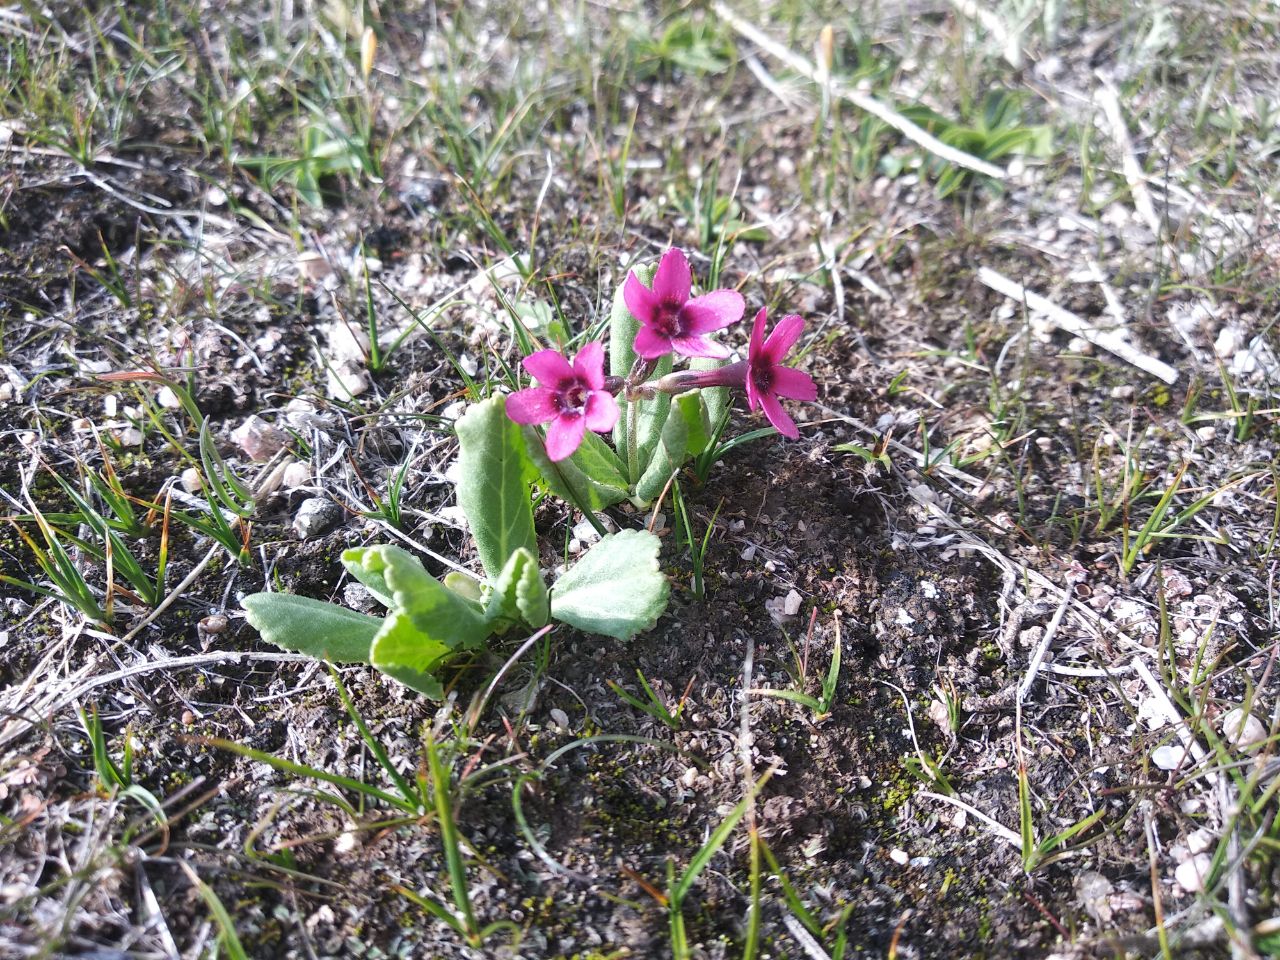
[652,299,683,337]
[558,382,588,415]
[751,365,773,394]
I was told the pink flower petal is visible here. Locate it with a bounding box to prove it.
[748,307,768,362]
[623,270,657,324]
[759,391,800,439]
[651,248,691,305]
[670,334,731,359]
[762,314,805,363]
[771,366,817,401]
[505,387,558,425]
[544,413,586,461]
[633,325,673,359]
[680,289,745,334]
[572,341,606,390]
[583,390,619,433]
[523,349,575,389]
[744,371,760,413]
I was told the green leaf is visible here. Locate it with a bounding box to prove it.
[609,261,673,469]
[370,610,449,698]
[673,389,713,459]
[486,547,550,628]
[524,427,630,512]
[443,571,485,603]
[242,593,381,663]
[550,529,669,639]
[341,547,394,608]
[635,397,690,503]
[358,545,495,698]
[689,358,727,435]
[456,395,538,581]
[634,357,674,469]
[362,545,492,650]
[609,262,650,382]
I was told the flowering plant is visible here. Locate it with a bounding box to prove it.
[240,247,816,698]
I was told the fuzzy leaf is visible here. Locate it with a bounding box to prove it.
[610,261,674,472]
[486,546,549,628]
[370,611,447,698]
[524,427,630,512]
[688,358,727,441]
[356,545,495,697]
[443,571,485,603]
[609,262,650,381]
[674,389,713,459]
[370,610,452,697]
[456,395,538,581]
[242,593,380,663]
[634,357,674,470]
[635,398,690,503]
[341,547,394,608]
[550,529,669,639]
[362,545,492,650]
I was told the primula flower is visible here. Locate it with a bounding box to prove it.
[506,341,619,461]
[624,248,745,360]
[743,308,817,438]
[649,307,817,439]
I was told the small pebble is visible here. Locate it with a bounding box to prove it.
[1187,828,1215,855]
[1195,426,1216,442]
[232,415,286,462]
[293,497,342,539]
[281,461,313,490]
[1075,870,1114,925]
[888,849,909,866]
[180,466,204,493]
[549,708,569,730]
[199,614,228,635]
[572,517,603,545]
[783,589,802,616]
[343,583,378,612]
[113,426,144,446]
[327,362,370,399]
[1152,743,1185,771]
[155,385,182,410]
[1221,708,1266,747]
[297,250,332,282]
[1174,853,1212,893]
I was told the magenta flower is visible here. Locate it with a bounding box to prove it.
[649,307,817,439]
[505,341,619,461]
[624,248,745,360]
[744,308,816,439]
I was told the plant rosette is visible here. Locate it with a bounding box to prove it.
[242,245,819,694]
[243,396,669,697]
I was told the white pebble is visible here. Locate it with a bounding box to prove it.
[281,461,312,490]
[889,849,909,866]
[156,385,183,410]
[1151,744,1184,771]
[1221,708,1266,747]
[1174,853,1212,893]
[572,517,603,544]
[783,589,802,616]
[231,415,286,462]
